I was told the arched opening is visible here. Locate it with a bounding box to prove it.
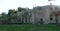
[40,18,43,24]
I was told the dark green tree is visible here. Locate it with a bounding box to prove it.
[8,9,16,16]
[18,7,25,11]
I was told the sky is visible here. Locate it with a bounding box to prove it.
[0,0,60,14]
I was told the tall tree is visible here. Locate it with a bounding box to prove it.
[1,12,6,16]
[1,12,7,18]
[18,7,25,11]
[8,9,15,16]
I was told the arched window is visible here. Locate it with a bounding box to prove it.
[50,17,53,20]
[40,18,43,24]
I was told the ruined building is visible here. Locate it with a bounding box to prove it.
[31,5,60,24]
[0,5,60,24]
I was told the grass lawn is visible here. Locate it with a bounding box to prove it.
[0,24,59,31]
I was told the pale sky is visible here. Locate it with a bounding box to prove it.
[0,0,59,14]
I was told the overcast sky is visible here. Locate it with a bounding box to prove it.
[0,0,59,14]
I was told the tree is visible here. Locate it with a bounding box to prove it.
[8,9,15,16]
[1,12,6,16]
[1,12,7,19]
[0,12,8,24]
[18,7,25,11]
[7,9,16,24]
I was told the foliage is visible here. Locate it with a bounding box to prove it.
[0,6,32,24]
[18,7,25,11]
[8,9,15,16]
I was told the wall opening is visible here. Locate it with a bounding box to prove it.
[50,17,53,20]
[40,18,43,24]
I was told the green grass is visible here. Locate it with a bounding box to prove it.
[0,24,59,31]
